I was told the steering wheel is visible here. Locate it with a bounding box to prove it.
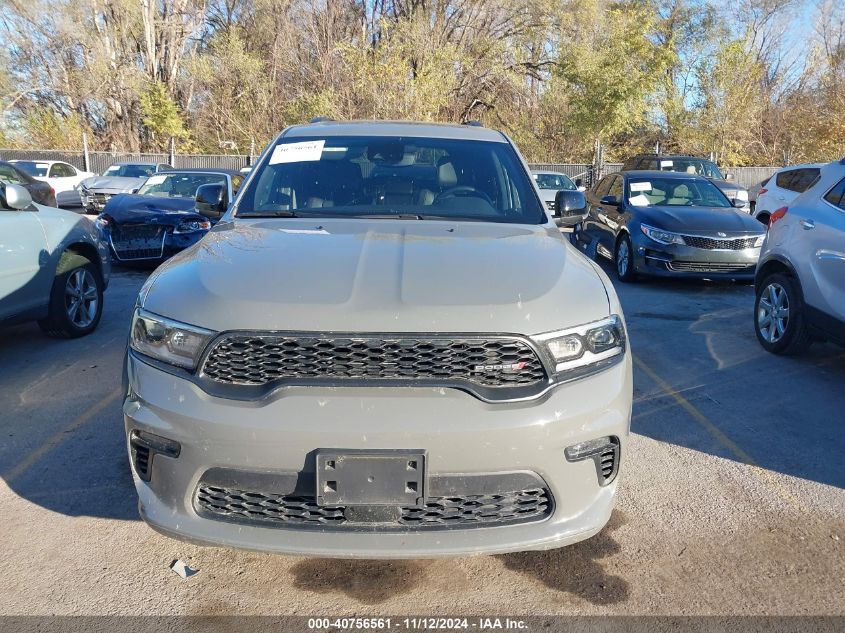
[434,186,494,206]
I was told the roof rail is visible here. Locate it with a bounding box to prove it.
[309,116,334,123]
[462,120,483,127]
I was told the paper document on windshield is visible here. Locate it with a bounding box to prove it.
[629,194,650,206]
[630,181,651,192]
[145,175,166,185]
[269,140,325,165]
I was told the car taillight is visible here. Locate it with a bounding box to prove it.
[758,188,768,196]
[769,206,788,226]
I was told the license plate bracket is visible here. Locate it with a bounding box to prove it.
[315,449,426,507]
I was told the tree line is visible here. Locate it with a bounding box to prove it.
[1,0,842,165]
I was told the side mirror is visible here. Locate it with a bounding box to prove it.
[553,190,588,227]
[730,197,745,208]
[195,184,228,220]
[725,173,734,181]
[0,183,33,210]
[131,188,139,194]
[575,177,583,187]
[600,195,620,207]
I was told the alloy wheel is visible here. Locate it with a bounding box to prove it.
[757,282,789,343]
[64,268,99,329]
[617,240,630,277]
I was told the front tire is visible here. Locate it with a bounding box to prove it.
[38,261,104,338]
[614,233,636,282]
[754,273,812,355]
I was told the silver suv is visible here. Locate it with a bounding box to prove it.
[755,158,845,354]
[0,183,110,337]
[123,121,632,557]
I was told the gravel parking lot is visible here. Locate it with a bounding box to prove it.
[0,265,842,616]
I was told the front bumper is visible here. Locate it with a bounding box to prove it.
[124,351,632,558]
[633,234,760,279]
[107,229,206,263]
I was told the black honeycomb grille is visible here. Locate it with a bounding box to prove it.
[197,486,345,526]
[200,335,547,388]
[681,235,758,250]
[195,485,551,530]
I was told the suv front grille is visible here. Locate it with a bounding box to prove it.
[196,484,552,530]
[682,235,758,250]
[200,335,547,389]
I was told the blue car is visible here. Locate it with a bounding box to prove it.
[96,169,243,264]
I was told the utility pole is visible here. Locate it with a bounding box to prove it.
[82,133,90,172]
[169,137,176,167]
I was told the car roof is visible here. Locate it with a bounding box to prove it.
[531,170,570,176]
[630,154,710,160]
[775,163,826,171]
[621,169,710,181]
[9,159,64,165]
[156,168,240,176]
[280,120,507,143]
[111,161,165,166]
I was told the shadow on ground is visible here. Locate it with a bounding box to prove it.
[496,510,629,605]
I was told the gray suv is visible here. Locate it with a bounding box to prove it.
[123,121,632,557]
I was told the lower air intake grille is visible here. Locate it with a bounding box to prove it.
[667,261,754,273]
[195,485,552,531]
[200,335,547,389]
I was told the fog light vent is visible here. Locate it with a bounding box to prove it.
[129,430,181,482]
[133,444,151,479]
[565,436,620,486]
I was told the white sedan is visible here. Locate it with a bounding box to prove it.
[9,160,95,207]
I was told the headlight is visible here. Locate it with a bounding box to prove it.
[173,219,211,234]
[640,224,684,245]
[735,190,749,201]
[754,234,766,247]
[130,309,215,369]
[533,315,626,377]
[94,216,109,230]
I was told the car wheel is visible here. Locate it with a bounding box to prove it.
[38,261,104,338]
[754,273,812,355]
[614,233,636,282]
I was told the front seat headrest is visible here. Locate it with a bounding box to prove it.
[438,159,458,188]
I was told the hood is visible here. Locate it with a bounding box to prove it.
[537,189,557,204]
[637,206,764,234]
[81,175,146,192]
[708,178,747,195]
[102,194,201,224]
[143,219,611,334]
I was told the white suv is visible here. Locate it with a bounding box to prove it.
[754,158,845,354]
[754,164,824,225]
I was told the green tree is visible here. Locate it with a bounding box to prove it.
[140,81,190,151]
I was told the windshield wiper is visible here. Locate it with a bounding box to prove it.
[237,210,299,218]
[349,213,424,220]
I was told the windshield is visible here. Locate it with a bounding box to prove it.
[103,164,157,178]
[627,177,733,208]
[137,173,227,198]
[236,136,545,223]
[11,161,49,177]
[533,173,577,191]
[655,158,723,179]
